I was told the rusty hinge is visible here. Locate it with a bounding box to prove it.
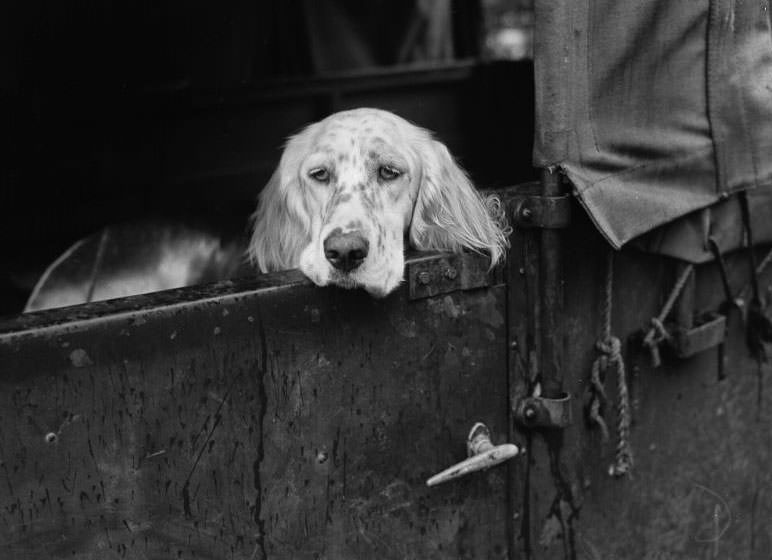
[513,392,573,429]
[511,194,572,229]
[494,181,572,229]
[407,251,501,300]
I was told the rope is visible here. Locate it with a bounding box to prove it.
[656,263,695,324]
[642,264,695,366]
[601,251,613,341]
[588,251,634,477]
[757,247,772,277]
[737,246,772,302]
[589,352,610,443]
[604,335,633,478]
[708,238,734,304]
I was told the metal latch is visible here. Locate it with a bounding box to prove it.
[407,252,501,301]
[426,423,520,486]
[667,312,726,359]
[514,392,572,429]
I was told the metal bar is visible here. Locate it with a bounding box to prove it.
[0,250,493,340]
[502,182,538,559]
[0,269,310,338]
[539,168,565,399]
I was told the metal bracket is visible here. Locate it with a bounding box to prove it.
[511,194,572,229]
[407,252,500,301]
[666,262,727,359]
[514,392,573,429]
[668,312,726,359]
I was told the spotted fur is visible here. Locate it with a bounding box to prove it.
[249,108,509,297]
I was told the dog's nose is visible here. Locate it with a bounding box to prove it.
[323,231,369,272]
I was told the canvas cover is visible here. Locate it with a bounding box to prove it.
[533,0,772,261]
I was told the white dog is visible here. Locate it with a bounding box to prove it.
[25,108,508,311]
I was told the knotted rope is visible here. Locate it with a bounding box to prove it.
[756,247,772,278]
[642,264,695,366]
[588,251,634,477]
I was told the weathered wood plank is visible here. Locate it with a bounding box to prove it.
[0,256,511,559]
[513,210,772,560]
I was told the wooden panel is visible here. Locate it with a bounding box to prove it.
[0,258,511,559]
[508,207,772,559]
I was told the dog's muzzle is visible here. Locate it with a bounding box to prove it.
[323,230,369,273]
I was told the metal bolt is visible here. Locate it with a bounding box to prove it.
[45,432,58,444]
[444,267,458,280]
[418,271,432,285]
[523,405,537,421]
[519,206,533,221]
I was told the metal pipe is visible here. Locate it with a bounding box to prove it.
[539,168,565,399]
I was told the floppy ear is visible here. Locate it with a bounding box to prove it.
[248,131,315,272]
[409,138,510,266]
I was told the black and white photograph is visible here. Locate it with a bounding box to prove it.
[2,1,772,558]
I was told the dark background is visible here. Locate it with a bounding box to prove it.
[1,0,536,314]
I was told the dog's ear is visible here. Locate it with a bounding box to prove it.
[248,132,315,272]
[409,138,509,266]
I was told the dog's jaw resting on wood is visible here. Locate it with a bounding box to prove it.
[249,107,508,297]
[25,108,508,312]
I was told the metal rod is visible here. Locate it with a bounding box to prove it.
[539,168,565,399]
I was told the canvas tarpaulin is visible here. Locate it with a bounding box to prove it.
[533,0,772,262]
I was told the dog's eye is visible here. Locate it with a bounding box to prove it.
[309,168,330,183]
[378,166,402,182]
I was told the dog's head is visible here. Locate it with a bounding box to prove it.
[249,108,508,297]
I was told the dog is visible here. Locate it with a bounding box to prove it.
[24,108,508,312]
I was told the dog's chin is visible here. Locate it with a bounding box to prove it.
[327,272,359,290]
[298,249,404,298]
[327,269,397,298]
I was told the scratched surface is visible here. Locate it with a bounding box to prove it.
[508,211,772,560]
[0,261,510,559]
[4,212,770,560]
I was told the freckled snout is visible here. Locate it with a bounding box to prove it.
[323,231,369,272]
